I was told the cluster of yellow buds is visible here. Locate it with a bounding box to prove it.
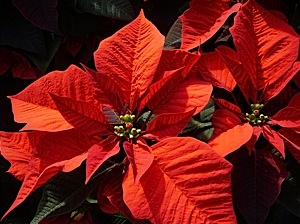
[114,114,141,139]
[246,103,268,125]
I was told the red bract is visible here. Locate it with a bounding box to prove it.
[205,0,300,157]
[180,0,241,50]
[0,48,42,79]
[0,11,236,224]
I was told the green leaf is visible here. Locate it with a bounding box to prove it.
[112,213,131,224]
[76,0,140,21]
[180,99,214,142]
[164,18,182,49]
[31,162,122,224]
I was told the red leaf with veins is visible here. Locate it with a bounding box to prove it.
[180,0,241,50]
[263,62,300,101]
[0,129,93,220]
[140,67,184,112]
[217,45,257,101]
[271,107,300,128]
[197,51,236,92]
[278,128,300,163]
[123,141,154,184]
[51,94,110,136]
[153,73,212,115]
[82,65,125,113]
[262,126,285,157]
[9,65,98,132]
[209,123,253,157]
[246,126,262,153]
[94,11,164,111]
[287,92,300,107]
[154,49,200,81]
[230,0,299,92]
[0,131,40,181]
[85,136,120,184]
[146,109,195,140]
[211,109,241,137]
[123,137,236,224]
[97,165,136,221]
[214,98,242,114]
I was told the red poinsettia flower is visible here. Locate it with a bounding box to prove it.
[0,47,42,79]
[0,11,236,224]
[204,0,300,157]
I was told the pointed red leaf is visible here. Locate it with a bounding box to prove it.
[139,68,185,113]
[214,98,242,114]
[246,126,262,153]
[123,141,153,184]
[51,94,110,136]
[263,61,300,101]
[180,1,241,50]
[94,11,164,110]
[197,51,236,92]
[217,46,256,101]
[0,131,40,181]
[9,65,97,132]
[262,125,285,157]
[123,137,236,223]
[271,107,300,128]
[97,166,135,221]
[211,109,241,137]
[209,123,253,157]
[154,49,200,81]
[146,109,195,140]
[287,92,300,108]
[278,128,300,163]
[152,73,212,115]
[86,136,120,184]
[1,129,93,219]
[83,65,125,113]
[230,0,299,91]
[11,52,41,79]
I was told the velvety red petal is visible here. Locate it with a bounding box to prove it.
[123,141,153,184]
[123,137,236,223]
[211,109,241,137]
[278,128,300,163]
[263,62,300,101]
[146,109,195,140]
[287,92,300,108]
[94,11,164,111]
[262,126,285,157]
[9,65,98,132]
[217,46,257,101]
[86,136,120,184]
[209,123,253,157]
[214,98,242,114]
[271,107,300,128]
[154,49,200,81]
[1,129,92,220]
[197,51,236,92]
[230,0,299,91]
[0,131,40,181]
[51,94,110,136]
[153,73,212,115]
[180,1,241,50]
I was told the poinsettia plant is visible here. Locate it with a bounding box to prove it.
[0,0,300,223]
